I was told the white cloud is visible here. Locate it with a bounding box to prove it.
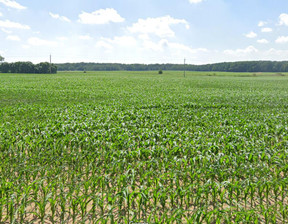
[279,13,288,26]
[266,48,288,57]
[1,28,12,33]
[258,21,267,27]
[224,46,258,55]
[144,39,208,54]
[95,36,138,55]
[79,35,93,40]
[128,15,190,38]
[95,41,113,51]
[138,34,150,41]
[189,0,204,3]
[141,39,163,51]
[6,35,20,41]
[245,31,257,38]
[102,36,138,47]
[140,39,209,64]
[275,36,288,44]
[22,44,30,49]
[28,37,57,46]
[257,39,269,44]
[140,39,190,52]
[97,34,207,54]
[57,36,68,41]
[78,8,124,25]
[94,35,209,64]
[0,19,30,29]
[261,27,272,33]
[49,12,71,22]
[168,42,208,54]
[0,0,26,10]
[0,12,2,17]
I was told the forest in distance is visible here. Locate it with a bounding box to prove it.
[56,60,288,73]
[0,61,57,74]
[1,60,288,74]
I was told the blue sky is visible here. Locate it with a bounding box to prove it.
[0,0,288,64]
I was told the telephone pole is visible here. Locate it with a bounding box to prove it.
[49,54,52,74]
[184,58,186,78]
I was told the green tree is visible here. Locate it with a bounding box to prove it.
[19,62,35,73]
[0,62,10,73]
[10,62,22,73]
[0,55,4,62]
[36,62,50,74]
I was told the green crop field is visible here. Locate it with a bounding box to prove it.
[1,71,288,223]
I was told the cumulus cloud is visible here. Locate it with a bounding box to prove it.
[6,35,20,41]
[275,36,288,44]
[261,27,272,33]
[95,36,138,55]
[141,39,163,51]
[189,0,204,3]
[257,39,269,44]
[168,42,208,54]
[224,46,258,55]
[79,35,93,40]
[57,36,68,41]
[0,0,26,10]
[0,19,30,29]
[266,48,288,57]
[245,31,257,38]
[93,34,210,64]
[278,13,288,26]
[95,41,113,50]
[78,8,125,25]
[96,34,208,58]
[1,28,12,33]
[100,36,138,47]
[258,21,267,27]
[128,15,190,38]
[22,44,30,49]
[28,37,57,46]
[49,12,71,22]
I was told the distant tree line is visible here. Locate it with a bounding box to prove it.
[0,62,57,74]
[56,61,288,72]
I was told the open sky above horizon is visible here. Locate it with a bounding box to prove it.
[0,0,288,64]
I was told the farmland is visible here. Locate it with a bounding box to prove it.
[1,71,288,223]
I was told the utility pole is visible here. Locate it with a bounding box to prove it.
[184,58,186,78]
[49,54,52,74]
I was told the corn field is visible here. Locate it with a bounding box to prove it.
[0,71,288,223]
